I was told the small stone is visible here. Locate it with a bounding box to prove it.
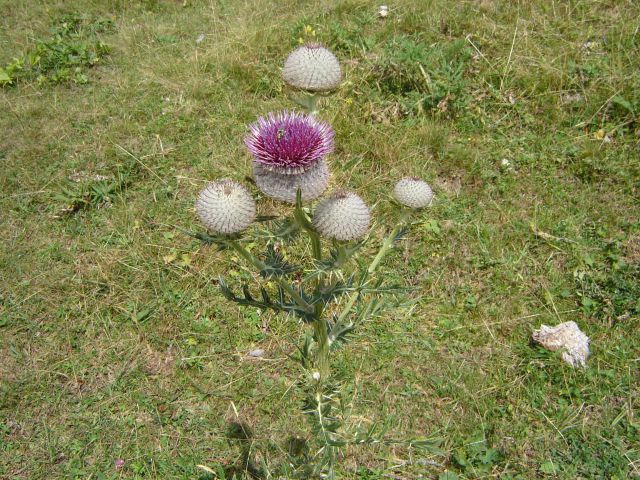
[378,5,389,17]
[196,33,205,44]
[248,349,265,358]
[561,92,583,104]
[532,321,589,368]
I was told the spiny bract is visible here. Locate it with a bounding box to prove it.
[283,43,342,92]
[253,158,329,203]
[312,190,370,241]
[195,180,256,234]
[393,177,433,208]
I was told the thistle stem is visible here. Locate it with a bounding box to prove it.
[309,230,322,262]
[367,210,411,274]
[308,94,319,115]
[293,191,322,262]
[313,317,330,379]
[226,239,312,313]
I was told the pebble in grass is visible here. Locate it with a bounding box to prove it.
[532,321,590,368]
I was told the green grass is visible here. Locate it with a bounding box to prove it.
[1,0,639,478]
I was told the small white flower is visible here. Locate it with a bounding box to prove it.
[393,177,433,209]
[195,180,256,234]
[378,5,389,17]
[500,158,515,172]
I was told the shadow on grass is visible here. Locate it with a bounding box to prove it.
[219,421,313,479]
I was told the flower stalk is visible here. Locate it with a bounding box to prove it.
[368,210,411,274]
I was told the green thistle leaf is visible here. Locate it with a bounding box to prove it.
[218,277,314,322]
[177,227,229,251]
[260,244,299,278]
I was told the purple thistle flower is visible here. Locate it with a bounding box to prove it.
[244,111,334,175]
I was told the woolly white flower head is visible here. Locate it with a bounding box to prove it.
[195,180,256,234]
[312,190,370,241]
[393,177,433,208]
[283,43,342,92]
[253,159,329,203]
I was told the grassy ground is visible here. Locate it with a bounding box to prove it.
[1,0,639,478]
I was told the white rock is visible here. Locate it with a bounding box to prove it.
[532,321,589,368]
[248,349,265,358]
[378,5,389,17]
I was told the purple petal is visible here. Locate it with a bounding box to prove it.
[244,111,334,172]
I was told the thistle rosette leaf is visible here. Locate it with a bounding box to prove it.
[195,179,256,234]
[312,190,371,241]
[245,110,334,175]
[283,43,342,92]
[393,177,433,209]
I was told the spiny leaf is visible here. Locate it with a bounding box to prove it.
[310,275,355,305]
[270,218,300,242]
[260,244,299,278]
[219,277,315,322]
[393,226,408,244]
[328,318,354,348]
[301,381,343,447]
[177,226,229,250]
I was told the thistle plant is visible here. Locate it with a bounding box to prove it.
[186,125,432,478]
[186,41,438,479]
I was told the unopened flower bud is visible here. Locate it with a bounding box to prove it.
[195,180,256,234]
[283,43,342,92]
[393,177,433,208]
[312,190,370,241]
